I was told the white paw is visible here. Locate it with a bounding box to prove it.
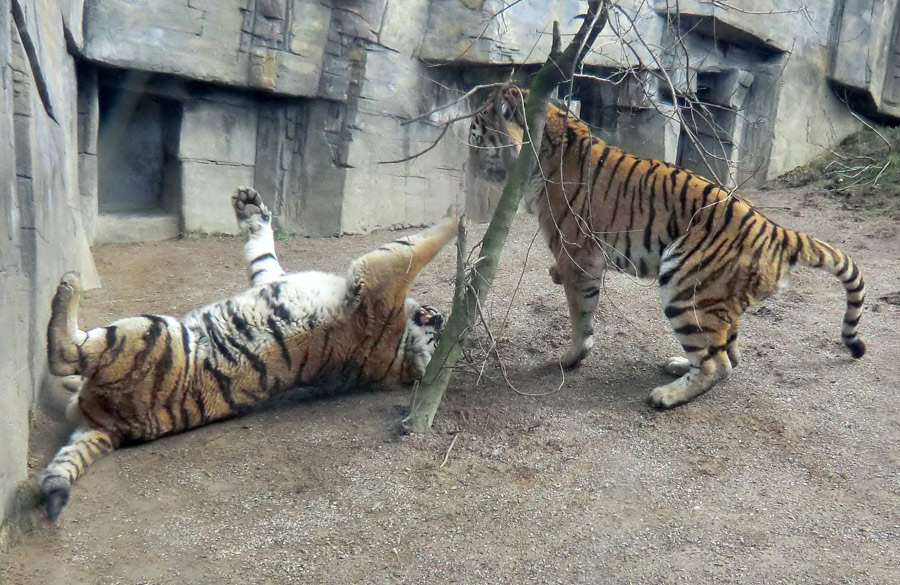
[60,375,84,393]
[662,356,691,376]
[57,272,83,299]
[561,337,593,369]
[648,383,685,409]
[232,187,271,231]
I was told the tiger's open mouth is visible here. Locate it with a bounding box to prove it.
[415,305,444,331]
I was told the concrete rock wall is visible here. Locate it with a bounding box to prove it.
[75,0,900,240]
[830,0,900,119]
[1,0,97,544]
[82,0,331,97]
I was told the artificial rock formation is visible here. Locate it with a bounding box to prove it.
[71,0,900,240]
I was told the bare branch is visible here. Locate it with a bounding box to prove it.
[377,123,452,165]
[450,0,527,62]
[399,82,510,127]
[550,20,562,59]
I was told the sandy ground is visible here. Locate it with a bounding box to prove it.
[2,188,899,585]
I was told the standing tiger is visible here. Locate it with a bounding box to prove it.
[469,87,866,409]
[40,187,457,520]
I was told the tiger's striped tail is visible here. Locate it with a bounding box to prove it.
[38,428,119,521]
[792,231,866,359]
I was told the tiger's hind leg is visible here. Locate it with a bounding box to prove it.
[233,187,286,286]
[348,207,459,306]
[650,321,734,409]
[653,267,741,407]
[661,320,741,376]
[556,259,605,369]
[38,427,121,521]
[47,272,88,376]
[725,320,741,369]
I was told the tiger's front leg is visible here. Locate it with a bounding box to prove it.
[233,186,286,286]
[555,259,605,369]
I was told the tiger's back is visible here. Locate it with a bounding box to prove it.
[470,87,866,408]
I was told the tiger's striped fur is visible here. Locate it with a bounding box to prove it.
[470,87,866,409]
[40,187,457,520]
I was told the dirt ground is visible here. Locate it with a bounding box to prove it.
[3,188,900,585]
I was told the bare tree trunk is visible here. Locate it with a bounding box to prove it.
[403,1,610,433]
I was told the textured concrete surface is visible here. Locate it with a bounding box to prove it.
[94,213,181,244]
[1,0,97,544]
[82,0,330,97]
[74,0,900,236]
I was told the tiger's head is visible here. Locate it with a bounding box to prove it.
[400,300,446,383]
[469,87,530,184]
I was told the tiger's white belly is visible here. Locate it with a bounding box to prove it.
[237,271,347,319]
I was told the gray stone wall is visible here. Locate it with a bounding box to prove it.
[1,0,97,544]
[830,0,900,118]
[82,0,331,97]
[74,0,900,239]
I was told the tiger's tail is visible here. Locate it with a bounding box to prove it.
[791,231,866,359]
[38,428,120,521]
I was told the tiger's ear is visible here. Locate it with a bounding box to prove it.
[348,207,460,306]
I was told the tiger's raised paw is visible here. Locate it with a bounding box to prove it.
[232,187,271,234]
[53,272,82,310]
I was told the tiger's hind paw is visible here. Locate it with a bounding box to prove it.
[648,384,686,409]
[232,187,271,233]
[548,265,562,285]
[560,337,594,369]
[40,475,71,522]
[56,272,82,301]
[51,273,82,332]
[48,273,85,377]
[661,356,691,377]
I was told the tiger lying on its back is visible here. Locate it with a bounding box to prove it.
[470,87,866,409]
[40,187,457,520]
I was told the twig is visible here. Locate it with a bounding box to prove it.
[400,82,510,127]
[380,85,514,165]
[849,110,893,152]
[378,123,451,165]
[440,432,460,468]
[451,0,527,62]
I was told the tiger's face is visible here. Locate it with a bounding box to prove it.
[469,88,529,184]
[402,300,446,381]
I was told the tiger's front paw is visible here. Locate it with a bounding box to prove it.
[232,187,271,233]
[648,384,684,409]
